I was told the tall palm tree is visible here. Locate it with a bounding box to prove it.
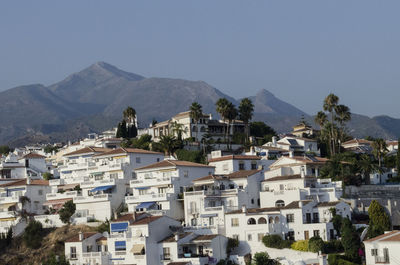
[216,98,231,142]
[159,135,178,156]
[189,102,203,143]
[334,104,351,152]
[226,103,238,149]
[238,98,254,142]
[358,154,378,185]
[315,111,327,128]
[372,138,388,169]
[123,106,136,125]
[323,94,339,155]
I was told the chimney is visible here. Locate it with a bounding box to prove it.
[299,201,303,208]
[27,177,31,185]
[78,231,83,241]
[272,136,277,146]
[289,151,294,158]
[242,205,247,213]
[174,234,179,241]
[300,169,305,178]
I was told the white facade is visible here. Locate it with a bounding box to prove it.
[208,153,261,175]
[364,230,400,265]
[126,160,214,220]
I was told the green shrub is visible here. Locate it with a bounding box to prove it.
[291,240,309,251]
[23,220,44,249]
[308,236,324,252]
[328,254,359,265]
[262,234,291,249]
[226,237,239,255]
[59,200,76,224]
[323,240,343,254]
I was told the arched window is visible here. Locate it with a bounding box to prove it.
[258,217,267,224]
[269,217,274,224]
[247,218,256,225]
[275,200,285,207]
[192,126,198,132]
[200,126,206,132]
[275,216,280,223]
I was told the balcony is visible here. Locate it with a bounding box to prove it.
[73,194,112,203]
[46,191,78,200]
[375,256,389,263]
[0,196,20,204]
[184,189,238,197]
[80,179,116,189]
[125,193,171,203]
[0,211,16,219]
[130,176,173,188]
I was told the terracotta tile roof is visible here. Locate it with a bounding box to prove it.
[364,230,400,242]
[226,206,281,215]
[263,174,315,182]
[282,200,312,209]
[0,179,49,187]
[259,146,288,152]
[342,139,372,146]
[65,232,98,242]
[43,198,72,206]
[159,232,192,243]
[113,213,135,223]
[131,216,162,226]
[63,147,110,157]
[208,155,260,163]
[135,160,213,171]
[192,234,219,241]
[93,147,163,157]
[387,141,398,146]
[22,152,46,159]
[226,169,262,179]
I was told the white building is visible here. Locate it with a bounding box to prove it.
[364,230,400,265]
[0,178,50,236]
[65,232,109,265]
[208,153,261,175]
[183,169,264,234]
[126,160,214,220]
[0,152,49,179]
[224,200,350,254]
[263,136,320,156]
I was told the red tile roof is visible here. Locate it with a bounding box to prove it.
[131,216,162,226]
[63,147,110,157]
[225,169,262,179]
[135,160,213,171]
[93,147,163,157]
[364,230,400,242]
[208,155,260,163]
[263,174,316,182]
[65,232,98,242]
[22,153,46,159]
[0,179,49,187]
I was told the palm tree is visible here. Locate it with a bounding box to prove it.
[123,106,136,125]
[159,135,178,156]
[358,154,379,185]
[323,94,339,155]
[226,102,238,149]
[372,138,388,169]
[238,98,254,142]
[189,102,203,143]
[216,98,231,142]
[315,111,327,128]
[170,121,186,141]
[334,104,351,152]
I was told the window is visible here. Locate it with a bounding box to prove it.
[279,184,284,190]
[286,214,295,223]
[163,247,171,260]
[157,158,160,162]
[313,230,320,237]
[38,190,43,195]
[247,234,252,241]
[97,245,102,252]
[251,199,254,204]
[371,249,378,256]
[313,212,319,223]
[231,218,239,227]
[239,162,245,170]
[258,233,264,242]
[115,241,126,251]
[158,187,168,194]
[232,234,239,240]
[136,157,141,164]
[139,189,147,195]
[247,218,256,225]
[287,231,295,241]
[239,185,244,190]
[258,217,267,224]
[70,247,77,259]
[183,170,189,178]
[87,245,93,252]
[251,162,257,170]
[275,200,285,207]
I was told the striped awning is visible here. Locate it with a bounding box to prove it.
[43,198,72,206]
[131,244,145,255]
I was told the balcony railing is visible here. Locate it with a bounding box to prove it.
[126,193,171,203]
[375,256,389,263]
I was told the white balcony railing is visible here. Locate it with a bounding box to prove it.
[73,194,112,203]
[126,193,171,203]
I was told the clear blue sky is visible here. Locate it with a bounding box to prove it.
[1,1,399,118]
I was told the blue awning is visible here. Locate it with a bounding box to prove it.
[135,187,150,190]
[115,241,126,250]
[111,222,129,232]
[136,201,156,209]
[7,187,26,192]
[90,185,114,192]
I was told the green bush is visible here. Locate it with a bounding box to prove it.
[323,240,343,254]
[328,254,359,265]
[23,220,44,249]
[59,200,76,224]
[262,234,291,249]
[308,236,324,252]
[291,240,309,251]
[226,237,239,255]
[43,253,70,265]
[175,149,206,164]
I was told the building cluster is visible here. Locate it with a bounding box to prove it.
[0,115,399,265]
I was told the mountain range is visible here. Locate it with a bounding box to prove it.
[1,62,399,146]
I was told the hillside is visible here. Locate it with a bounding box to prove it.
[0,61,399,146]
[0,225,95,265]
